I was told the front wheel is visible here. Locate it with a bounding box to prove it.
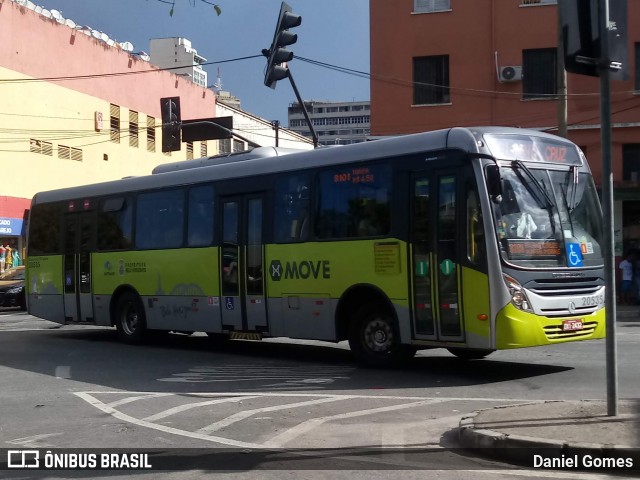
[114,292,147,344]
[348,304,415,367]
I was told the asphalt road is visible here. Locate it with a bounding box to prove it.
[1,308,639,479]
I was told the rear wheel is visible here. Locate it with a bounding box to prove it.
[348,303,415,367]
[447,348,494,360]
[206,332,229,347]
[114,292,147,344]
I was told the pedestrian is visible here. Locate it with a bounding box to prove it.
[619,252,634,304]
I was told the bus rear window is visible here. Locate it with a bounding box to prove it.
[28,203,62,255]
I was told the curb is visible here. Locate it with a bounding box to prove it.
[457,404,640,467]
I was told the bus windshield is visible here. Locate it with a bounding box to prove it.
[491,165,604,268]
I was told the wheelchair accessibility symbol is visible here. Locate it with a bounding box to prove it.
[566,242,583,267]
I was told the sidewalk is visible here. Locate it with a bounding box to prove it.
[457,303,639,472]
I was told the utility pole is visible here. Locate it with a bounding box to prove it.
[557,8,568,138]
[272,120,280,147]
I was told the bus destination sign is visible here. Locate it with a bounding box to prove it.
[484,134,582,166]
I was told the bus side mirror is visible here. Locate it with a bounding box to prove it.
[486,165,502,202]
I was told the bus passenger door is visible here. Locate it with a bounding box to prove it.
[220,195,267,333]
[410,171,464,342]
[63,212,94,323]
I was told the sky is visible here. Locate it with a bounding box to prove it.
[34,0,371,125]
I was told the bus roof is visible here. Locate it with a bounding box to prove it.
[31,126,576,205]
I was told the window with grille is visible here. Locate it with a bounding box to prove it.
[413,55,450,105]
[110,104,120,143]
[70,147,83,161]
[58,145,71,160]
[521,0,556,5]
[413,0,450,13]
[523,48,557,99]
[233,140,245,152]
[186,141,194,159]
[147,116,156,152]
[219,139,231,154]
[200,141,207,157]
[30,139,53,156]
[129,110,139,148]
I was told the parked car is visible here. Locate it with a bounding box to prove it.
[0,266,26,310]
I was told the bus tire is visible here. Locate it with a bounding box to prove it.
[447,348,494,360]
[206,332,229,347]
[348,303,415,367]
[114,292,147,344]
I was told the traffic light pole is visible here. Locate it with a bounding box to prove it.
[597,0,618,417]
[287,70,318,148]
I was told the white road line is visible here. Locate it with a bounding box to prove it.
[74,392,266,449]
[78,390,551,403]
[263,398,446,448]
[143,395,262,422]
[197,396,353,435]
[7,433,63,448]
[107,393,173,408]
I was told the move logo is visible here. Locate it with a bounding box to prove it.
[269,259,330,281]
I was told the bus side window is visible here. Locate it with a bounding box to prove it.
[98,197,132,251]
[187,185,214,247]
[274,174,310,243]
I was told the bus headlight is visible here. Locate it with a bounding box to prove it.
[503,274,532,312]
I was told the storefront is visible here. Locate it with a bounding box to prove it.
[0,196,29,273]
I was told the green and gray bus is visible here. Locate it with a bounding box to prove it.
[26,126,605,366]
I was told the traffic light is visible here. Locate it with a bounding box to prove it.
[263,2,301,89]
[160,96,181,152]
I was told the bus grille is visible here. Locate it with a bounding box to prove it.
[527,277,603,297]
[543,321,598,340]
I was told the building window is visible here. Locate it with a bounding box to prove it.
[147,116,156,152]
[233,140,245,152]
[623,144,640,182]
[521,0,556,5]
[523,48,557,100]
[30,139,52,156]
[413,0,450,14]
[200,141,208,157]
[635,43,640,91]
[186,141,194,159]
[413,55,450,105]
[219,139,231,154]
[57,145,82,161]
[129,110,139,148]
[110,104,120,143]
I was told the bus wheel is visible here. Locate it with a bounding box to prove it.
[447,348,494,360]
[206,332,229,347]
[115,292,147,344]
[348,304,414,367]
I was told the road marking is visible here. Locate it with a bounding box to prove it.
[7,433,63,448]
[107,393,174,408]
[74,392,266,449]
[196,396,352,434]
[263,398,446,448]
[143,395,262,422]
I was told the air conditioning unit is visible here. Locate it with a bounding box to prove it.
[499,65,523,83]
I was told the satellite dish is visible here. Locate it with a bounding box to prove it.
[91,30,101,39]
[26,1,36,10]
[100,32,110,42]
[65,18,76,29]
[15,0,28,6]
[119,41,134,52]
[34,5,42,14]
[41,9,52,18]
[136,51,150,62]
[106,38,115,47]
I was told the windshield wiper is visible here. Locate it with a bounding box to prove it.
[511,160,554,210]
[568,165,579,211]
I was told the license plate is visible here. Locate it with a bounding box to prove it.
[562,319,583,332]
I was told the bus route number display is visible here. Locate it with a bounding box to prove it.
[506,239,561,259]
[334,167,375,184]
